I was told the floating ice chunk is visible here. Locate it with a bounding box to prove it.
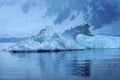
[8,24,120,50]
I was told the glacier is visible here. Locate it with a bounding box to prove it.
[8,24,120,50]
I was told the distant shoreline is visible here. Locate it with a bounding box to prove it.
[0,37,28,43]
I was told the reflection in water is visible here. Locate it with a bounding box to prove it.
[0,49,120,80]
[66,59,91,77]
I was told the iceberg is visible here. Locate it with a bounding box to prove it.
[76,34,120,48]
[8,24,120,50]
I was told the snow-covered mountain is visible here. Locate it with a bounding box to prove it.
[8,24,120,50]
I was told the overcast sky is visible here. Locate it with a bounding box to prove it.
[0,0,120,37]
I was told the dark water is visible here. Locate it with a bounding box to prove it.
[0,49,120,80]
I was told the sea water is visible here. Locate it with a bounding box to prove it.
[0,49,120,80]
